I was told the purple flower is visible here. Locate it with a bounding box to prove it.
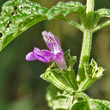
[25,31,67,70]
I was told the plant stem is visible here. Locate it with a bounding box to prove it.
[74,92,90,101]
[56,16,84,32]
[86,0,94,29]
[77,30,92,82]
[77,0,94,83]
[93,20,110,32]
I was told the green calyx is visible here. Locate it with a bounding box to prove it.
[78,59,104,92]
[40,50,78,93]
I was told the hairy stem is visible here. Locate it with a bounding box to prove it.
[77,30,92,82]
[77,0,94,83]
[86,0,94,29]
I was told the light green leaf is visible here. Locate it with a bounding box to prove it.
[46,84,73,110]
[71,99,109,110]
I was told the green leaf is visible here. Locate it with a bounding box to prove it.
[71,99,109,110]
[47,1,86,20]
[78,59,104,91]
[0,0,48,51]
[71,100,89,110]
[46,84,73,110]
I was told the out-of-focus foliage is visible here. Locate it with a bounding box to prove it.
[46,84,73,110]
[0,0,110,110]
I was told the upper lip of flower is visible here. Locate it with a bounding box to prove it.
[25,31,67,69]
[42,31,62,54]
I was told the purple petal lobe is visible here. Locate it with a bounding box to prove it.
[54,52,67,70]
[26,48,55,63]
[25,52,37,61]
[42,31,62,54]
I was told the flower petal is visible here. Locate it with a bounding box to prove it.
[54,52,67,70]
[25,52,38,61]
[25,31,67,70]
[26,48,55,63]
[42,31,63,54]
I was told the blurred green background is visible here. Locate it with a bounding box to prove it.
[0,0,110,110]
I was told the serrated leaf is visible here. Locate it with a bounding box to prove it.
[46,84,73,110]
[47,1,86,19]
[71,99,109,110]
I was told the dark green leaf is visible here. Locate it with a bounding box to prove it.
[71,101,89,110]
